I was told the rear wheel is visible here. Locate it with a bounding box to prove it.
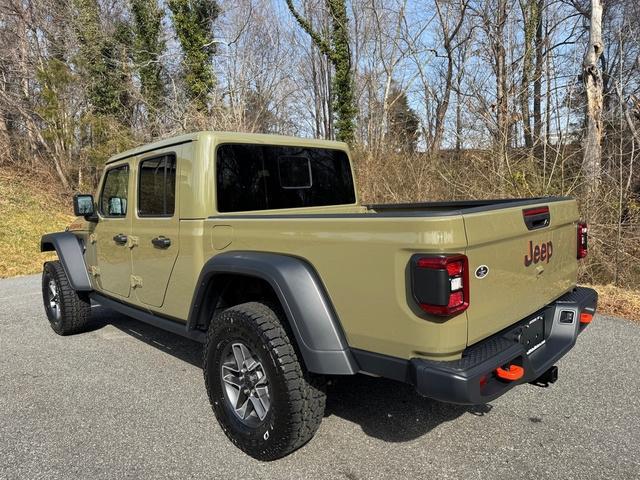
[42,261,91,335]
[203,302,326,460]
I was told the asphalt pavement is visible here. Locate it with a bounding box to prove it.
[1,274,639,479]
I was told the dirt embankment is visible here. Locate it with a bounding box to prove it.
[0,167,74,278]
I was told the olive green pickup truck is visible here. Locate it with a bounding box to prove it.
[41,131,597,460]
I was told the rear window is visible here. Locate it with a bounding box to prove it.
[216,144,356,212]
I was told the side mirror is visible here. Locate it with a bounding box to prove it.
[73,194,96,221]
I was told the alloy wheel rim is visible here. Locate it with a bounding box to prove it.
[220,342,270,427]
[47,279,62,322]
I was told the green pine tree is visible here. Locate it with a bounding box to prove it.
[387,85,420,152]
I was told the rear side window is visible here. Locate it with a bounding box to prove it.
[138,154,176,216]
[100,164,129,217]
[216,144,355,212]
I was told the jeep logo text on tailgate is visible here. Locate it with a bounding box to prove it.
[524,240,553,266]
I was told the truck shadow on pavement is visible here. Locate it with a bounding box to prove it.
[89,306,204,367]
[325,375,492,442]
[89,306,492,443]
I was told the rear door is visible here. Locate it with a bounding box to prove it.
[130,151,180,308]
[94,162,132,298]
[463,200,579,345]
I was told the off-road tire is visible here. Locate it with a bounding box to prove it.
[204,302,326,461]
[42,260,91,335]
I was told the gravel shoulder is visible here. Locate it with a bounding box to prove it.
[1,274,639,479]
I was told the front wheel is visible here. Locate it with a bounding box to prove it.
[42,261,91,335]
[203,302,326,460]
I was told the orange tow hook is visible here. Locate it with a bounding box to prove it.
[495,364,525,381]
[580,312,594,324]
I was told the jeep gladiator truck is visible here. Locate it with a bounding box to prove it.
[41,131,597,460]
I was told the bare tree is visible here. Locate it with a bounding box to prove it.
[286,0,357,143]
[582,0,604,192]
[532,0,544,144]
[520,0,541,149]
[475,0,511,177]
[0,0,638,289]
[430,0,470,154]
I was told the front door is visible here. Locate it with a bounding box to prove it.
[94,162,132,298]
[131,152,180,308]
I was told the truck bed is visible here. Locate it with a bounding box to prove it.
[365,197,569,215]
[198,196,579,361]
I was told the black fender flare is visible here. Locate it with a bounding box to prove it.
[187,251,358,375]
[41,232,92,291]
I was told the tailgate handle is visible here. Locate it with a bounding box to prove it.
[523,206,550,230]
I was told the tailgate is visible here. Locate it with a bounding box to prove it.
[463,199,579,345]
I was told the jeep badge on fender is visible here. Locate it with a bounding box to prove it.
[524,240,553,266]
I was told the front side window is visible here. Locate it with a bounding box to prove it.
[216,144,355,212]
[138,155,176,216]
[100,164,129,217]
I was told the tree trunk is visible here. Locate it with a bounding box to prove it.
[431,53,453,154]
[431,0,469,154]
[311,46,323,138]
[532,0,544,144]
[495,0,509,178]
[520,0,539,149]
[0,114,8,156]
[582,0,604,193]
[455,88,462,151]
[286,0,356,143]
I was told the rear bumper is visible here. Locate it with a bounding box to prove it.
[409,286,597,404]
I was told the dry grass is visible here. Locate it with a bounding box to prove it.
[0,167,74,278]
[352,149,640,321]
[584,284,640,322]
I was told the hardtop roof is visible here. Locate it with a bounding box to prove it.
[106,131,349,164]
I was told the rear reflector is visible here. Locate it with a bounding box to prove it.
[448,290,464,307]
[577,222,588,259]
[580,312,594,324]
[411,254,469,317]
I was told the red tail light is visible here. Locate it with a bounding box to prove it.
[577,222,588,259]
[411,254,469,316]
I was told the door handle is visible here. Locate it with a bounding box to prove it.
[113,233,128,245]
[151,236,171,249]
